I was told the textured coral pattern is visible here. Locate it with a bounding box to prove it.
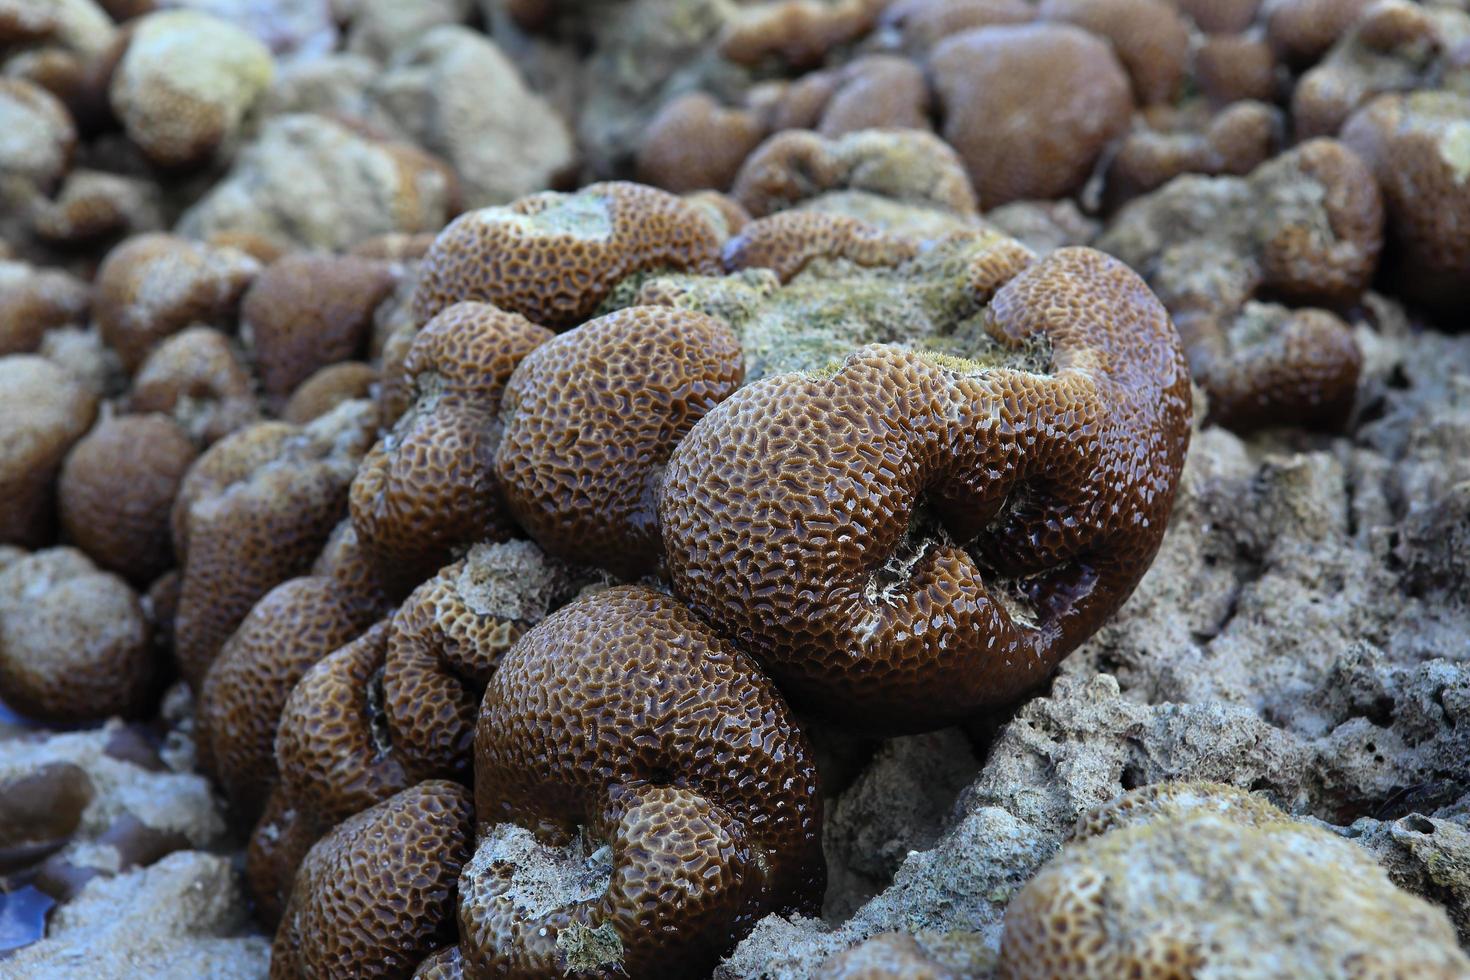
[197,575,380,819]
[497,306,744,578]
[349,302,551,582]
[661,247,1192,729]
[242,254,395,402]
[468,586,824,977]
[271,781,474,980]
[172,405,375,689]
[413,182,722,329]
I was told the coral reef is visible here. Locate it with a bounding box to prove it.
[4,2,1470,976]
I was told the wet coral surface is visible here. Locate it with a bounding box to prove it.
[2,2,1470,978]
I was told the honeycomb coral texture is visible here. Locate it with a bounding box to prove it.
[661,247,1192,729]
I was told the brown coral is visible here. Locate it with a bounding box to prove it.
[880,0,1034,55]
[1176,304,1362,432]
[171,402,376,689]
[413,182,723,330]
[722,211,922,283]
[1267,0,1375,67]
[0,548,153,723]
[1341,90,1470,314]
[1290,1,1468,139]
[270,781,474,980]
[32,169,163,246]
[660,247,1192,730]
[349,302,552,583]
[731,128,978,221]
[94,233,260,372]
[1105,101,1282,206]
[0,262,89,356]
[812,55,932,137]
[717,0,888,69]
[496,306,743,578]
[636,93,766,194]
[241,254,396,404]
[929,24,1133,208]
[467,585,824,977]
[0,78,76,191]
[1195,33,1279,107]
[0,355,99,547]
[58,413,198,585]
[1038,0,1191,106]
[196,575,382,821]
[127,326,259,445]
[283,362,378,425]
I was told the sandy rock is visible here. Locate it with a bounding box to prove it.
[345,0,472,61]
[2,850,269,979]
[367,26,574,208]
[176,113,455,252]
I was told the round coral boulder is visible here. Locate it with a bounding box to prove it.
[467,585,824,977]
[496,305,744,578]
[929,24,1133,208]
[660,247,1192,730]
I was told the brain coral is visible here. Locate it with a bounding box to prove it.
[349,302,552,584]
[127,326,260,445]
[273,539,579,843]
[1341,90,1470,314]
[412,182,723,329]
[660,247,1191,730]
[0,548,153,724]
[0,355,98,547]
[731,128,978,222]
[108,9,274,168]
[496,306,744,578]
[467,585,824,977]
[1176,303,1362,432]
[636,93,766,194]
[270,781,474,980]
[1290,1,1470,139]
[196,574,382,821]
[240,254,395,404]
[172,401,376,689]
[0,261,89,356]
[722,211,923,283]
[929,23,1133,208]
[58,413,198,585]
[94,233,260,372]
[1038,0,1191,106]
[1099,138,1383,312]
[997,781,1470,978]
[1105,101,1282,206]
